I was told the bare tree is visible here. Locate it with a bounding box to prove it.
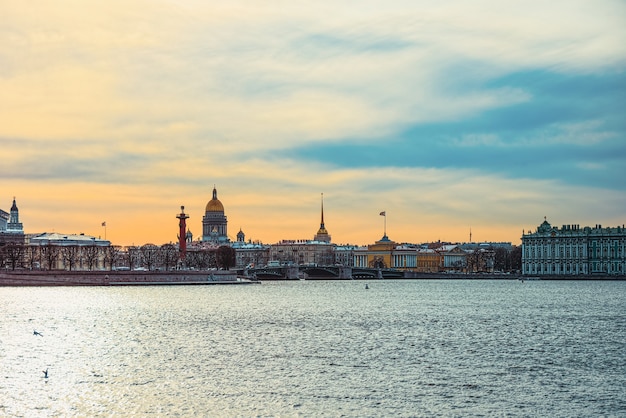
[140,244,160,270]
[493,247,511,272]
[185,250,200,269]
[206,250,217,269]
[5,242,24,270]
[0,243,6,269]
[41,244,60,271]
[23,245,41,270]
[161,244,178,271]
[61,245,80,271]
[185,250,201,270]
[467,250,478,273]
[125,246,140,270]
[83,245,101,271]
[466,249,494,273]
[0,243,6,265]
[186,249,215,270]
[216,246,236,270]
[103,245,121,270]
[510,246,522,272]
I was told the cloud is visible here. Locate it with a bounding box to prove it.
[1,1,624,245]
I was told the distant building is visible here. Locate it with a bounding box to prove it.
[435,244,465,271]
[353,239,444,272]
[231,228,270,268]
[6,198,23,233]
[27,232,111,270]
[313,193,331,243]
[267,194,335,266]
[202,186,229,244]
[0,197,25,244]
[353,236,402,269]
[0,208,8,231]
[29,232,111,247]
[522,219,626,276]
[459,242,513,251]
[334,244,361,267]
[269,240,334,266]
[415,248,440,272]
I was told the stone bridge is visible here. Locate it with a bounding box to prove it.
[241,265,407,280]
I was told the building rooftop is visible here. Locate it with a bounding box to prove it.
[30,232,110,246]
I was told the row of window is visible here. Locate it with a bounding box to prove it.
[524,262,624,274]
[524,241,625,259]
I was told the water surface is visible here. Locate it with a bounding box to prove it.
[1,280,624,416]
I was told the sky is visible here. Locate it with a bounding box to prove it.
[2,0,625,247]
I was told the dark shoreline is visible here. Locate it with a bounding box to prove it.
[1,270,624,286]
[0,270,259,286]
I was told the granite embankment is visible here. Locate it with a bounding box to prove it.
[0,270,258,286]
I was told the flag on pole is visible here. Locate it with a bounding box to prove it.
[379,211,386,216]
[102,221,106,227]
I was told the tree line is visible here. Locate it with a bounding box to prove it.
[462,246,522,273]
[0,242,236,272]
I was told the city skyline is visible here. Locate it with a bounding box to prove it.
[2,1,625,247]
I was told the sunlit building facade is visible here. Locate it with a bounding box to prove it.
[353,240,446,272]
[415,249,441,272]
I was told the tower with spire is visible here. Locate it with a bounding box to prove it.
[313,193,331,243]
[7,197,23,233]
[0,197,25,245]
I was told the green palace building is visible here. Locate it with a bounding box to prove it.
[522,218,626,276]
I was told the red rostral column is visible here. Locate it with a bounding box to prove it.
[176,206,189,260]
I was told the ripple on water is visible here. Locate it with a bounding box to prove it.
[0,280,625,416]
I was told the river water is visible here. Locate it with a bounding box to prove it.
[1,280,624,417]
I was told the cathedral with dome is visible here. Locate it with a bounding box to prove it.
[202,186,229,243]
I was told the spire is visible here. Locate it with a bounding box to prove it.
[314,193,330,242]
[212,185,218,200]
[320,193,325,229]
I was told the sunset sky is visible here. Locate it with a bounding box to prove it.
[2,1,625,247]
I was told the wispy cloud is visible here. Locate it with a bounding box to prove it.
[1,1,624,245]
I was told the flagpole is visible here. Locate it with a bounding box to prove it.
[102,222,107,240]
[379,211,387,239]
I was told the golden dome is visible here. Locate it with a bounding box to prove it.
[206,199,224,212]
[205,186,225,212]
